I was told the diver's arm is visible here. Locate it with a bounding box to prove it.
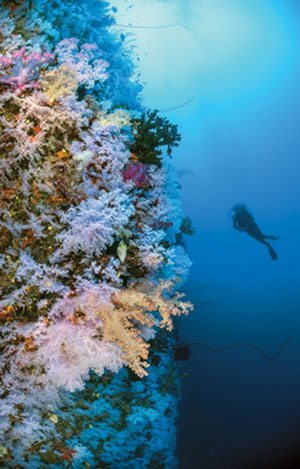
[233,219,242,231]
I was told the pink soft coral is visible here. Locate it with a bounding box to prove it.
[123,162,149,188]
[0,48,54,94]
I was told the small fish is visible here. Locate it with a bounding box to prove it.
[117,241,127,263]
[49,414,59,424]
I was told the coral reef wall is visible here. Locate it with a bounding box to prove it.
[0,1,192,466]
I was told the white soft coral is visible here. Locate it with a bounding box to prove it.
[55,189,134,258]
[35,319,123,391]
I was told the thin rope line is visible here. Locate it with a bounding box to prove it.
[115,22,195,33]
[179,337,293,361]
[193,300,217,308]
[198,432,217,446]
[160,97,195,113]
[185,284,243,296]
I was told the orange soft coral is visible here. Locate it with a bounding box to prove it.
[107,282,193,377]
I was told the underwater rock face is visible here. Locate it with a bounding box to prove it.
[0,1,192,466]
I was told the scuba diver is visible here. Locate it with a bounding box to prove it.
[229,203,279,261]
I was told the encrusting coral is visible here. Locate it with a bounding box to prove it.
[0,0,193,466]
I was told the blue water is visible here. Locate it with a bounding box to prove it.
[115,0,300,466]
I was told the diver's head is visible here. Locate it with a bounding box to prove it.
[232,203,246,214]
[228,203,247,218]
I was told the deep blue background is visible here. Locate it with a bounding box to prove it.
[114,1,300,466]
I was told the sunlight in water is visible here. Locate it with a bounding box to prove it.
[114,0,298,107]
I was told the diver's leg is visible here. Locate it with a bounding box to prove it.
[246,224,266,244]
[245,226,278,259]
[263,234,279,241]
[266,242,278,261]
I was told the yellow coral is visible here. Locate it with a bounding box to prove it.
[99,303,153,378]
[96,282,193,378]
[97,109,132,128]
[41,65,78,103]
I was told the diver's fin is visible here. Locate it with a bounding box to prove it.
[267,244,278,261]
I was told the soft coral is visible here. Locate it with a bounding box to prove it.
[0,47,54,95]
[123,162,149,188]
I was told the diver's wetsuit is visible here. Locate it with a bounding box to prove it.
[231,204,278,261]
